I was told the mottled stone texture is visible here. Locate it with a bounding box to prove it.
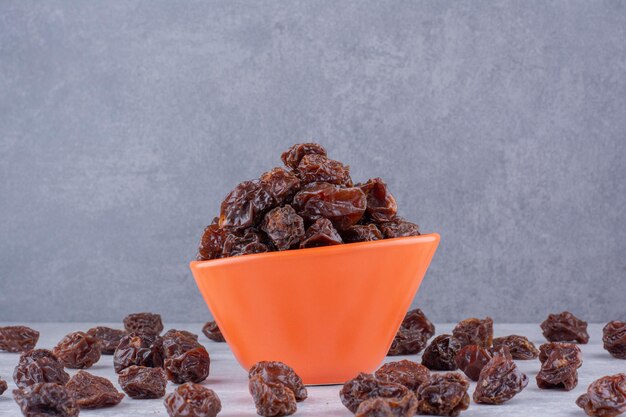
[0,1,624,322]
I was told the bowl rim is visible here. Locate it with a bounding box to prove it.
[190,232,440,269]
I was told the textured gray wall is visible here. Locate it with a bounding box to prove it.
[1,1,625,323]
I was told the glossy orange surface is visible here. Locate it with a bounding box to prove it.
[190,233,440,385]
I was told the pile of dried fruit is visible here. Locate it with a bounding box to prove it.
[197,143,421,260]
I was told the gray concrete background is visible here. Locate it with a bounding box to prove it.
[1,1,625,323]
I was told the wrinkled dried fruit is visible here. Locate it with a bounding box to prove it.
[202,321,225,343]
[53,331,101,369]
[293,182,366,230]
[300,218,343,248]
[197,224,227,261]
[422,335,462,371]
[374,360,430,391]
[165,347,211,384]
[281,143,327,170]
[260,168,301,206]
[87,327,125,355]
[388,309,436,356]
[118,365,167,399]
[538,342,583,366]
[13,349,70,389]
[13,382,79,417]
[0,326,39,353]
[164,382,222,417]
[221,229,269,257]
[341,224,383,243]
[113,332,164,373]
[249,374,297,417]
[249,361,307,402]
[65,370,124,409]
[162,330,201,358]
[0,377,7,395]
[576,374,626,417]
[219,180,274,230]
[454,345,492,381]
[123,312,164,336]
[378,218,420,238]
[536,344,582,391]
[415,373,470,417]
[492,335,539,360]
[340,372,410,413]
[261,205,305,250]
[296,154,352,186]
[540,311,589,344]
[473,355,528,404]
[359,178,398,223]
[489,345,513,360]
[355,391,418,417]
[603,321,626,359]
[452,317,494,348]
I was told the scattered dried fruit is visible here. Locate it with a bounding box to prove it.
[53,331,101,369]
[388,309,435,356]
[452,317,494,348]
[118,365,167,399]
[164,383,222,417]
[0,326,39,353]
[538,342,583,366]
[340,372,410,413]
[536,343,583,391]
[0,377,7,395]
[422,335,462,371]
[473,355,528,404]
[13,382,79,417]
[374,360,430,391]
[113,332,164,373]
[603,321,626,359]
[13,349,70,389]
[202,321,225,343]
[249,361,307,402]
[87,327,126,355]
[66,370,124,409]
[454,345,492,381]
[415,373,470,416]
[249,374,297,416]
[165,347,211,384]
[123,312,164,336]
[540,311,589,343]
[355,391,418,417]
[576,374,626,417]
[492,335,539,360]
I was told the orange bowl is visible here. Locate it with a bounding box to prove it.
[190,233,440,385]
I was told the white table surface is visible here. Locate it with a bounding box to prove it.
[0,323,624,416]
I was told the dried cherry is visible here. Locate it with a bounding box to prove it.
[296,154,352,186]
[261,205,305,250]
[53,331,101,369]
[341,224,383,243]
[452,317,494,348]
[415,373,470,417]
[374,360,430,391]
[378,218,420,238]
[454,345,492,381]
[359,178,398,223]
[400,308,436,339]
[0,326,39,353]
[422,335,462,371]
[113,332,164,373]
[576,374,626,417]
[536,346,581,391]
[221,229,269,257]
[162,330,201,358]
[0,377,7,395]
[13,382,79,417]
[281,143,327,170]
[340,372,410,413]
[473,355,528,404]
[164,383,222,417]
[118,365,167,399]
[249,361,307,402]
[249,375,297,417]
[538,342,583,366]
[165,347,211,384]
[202,321,225,343]
[492,335,539,360]
[219,180,274,230]
[293,182,366,230]
[260,167,301,206]
[197,224,227,261]
[603,321,626,359]
[123,312,164,336]
[87,326,126,355]
[300,218,343,248]
[65,370,124,409]
[540,311,589,343]
[13,349,70,389]
[355,391,418,417]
